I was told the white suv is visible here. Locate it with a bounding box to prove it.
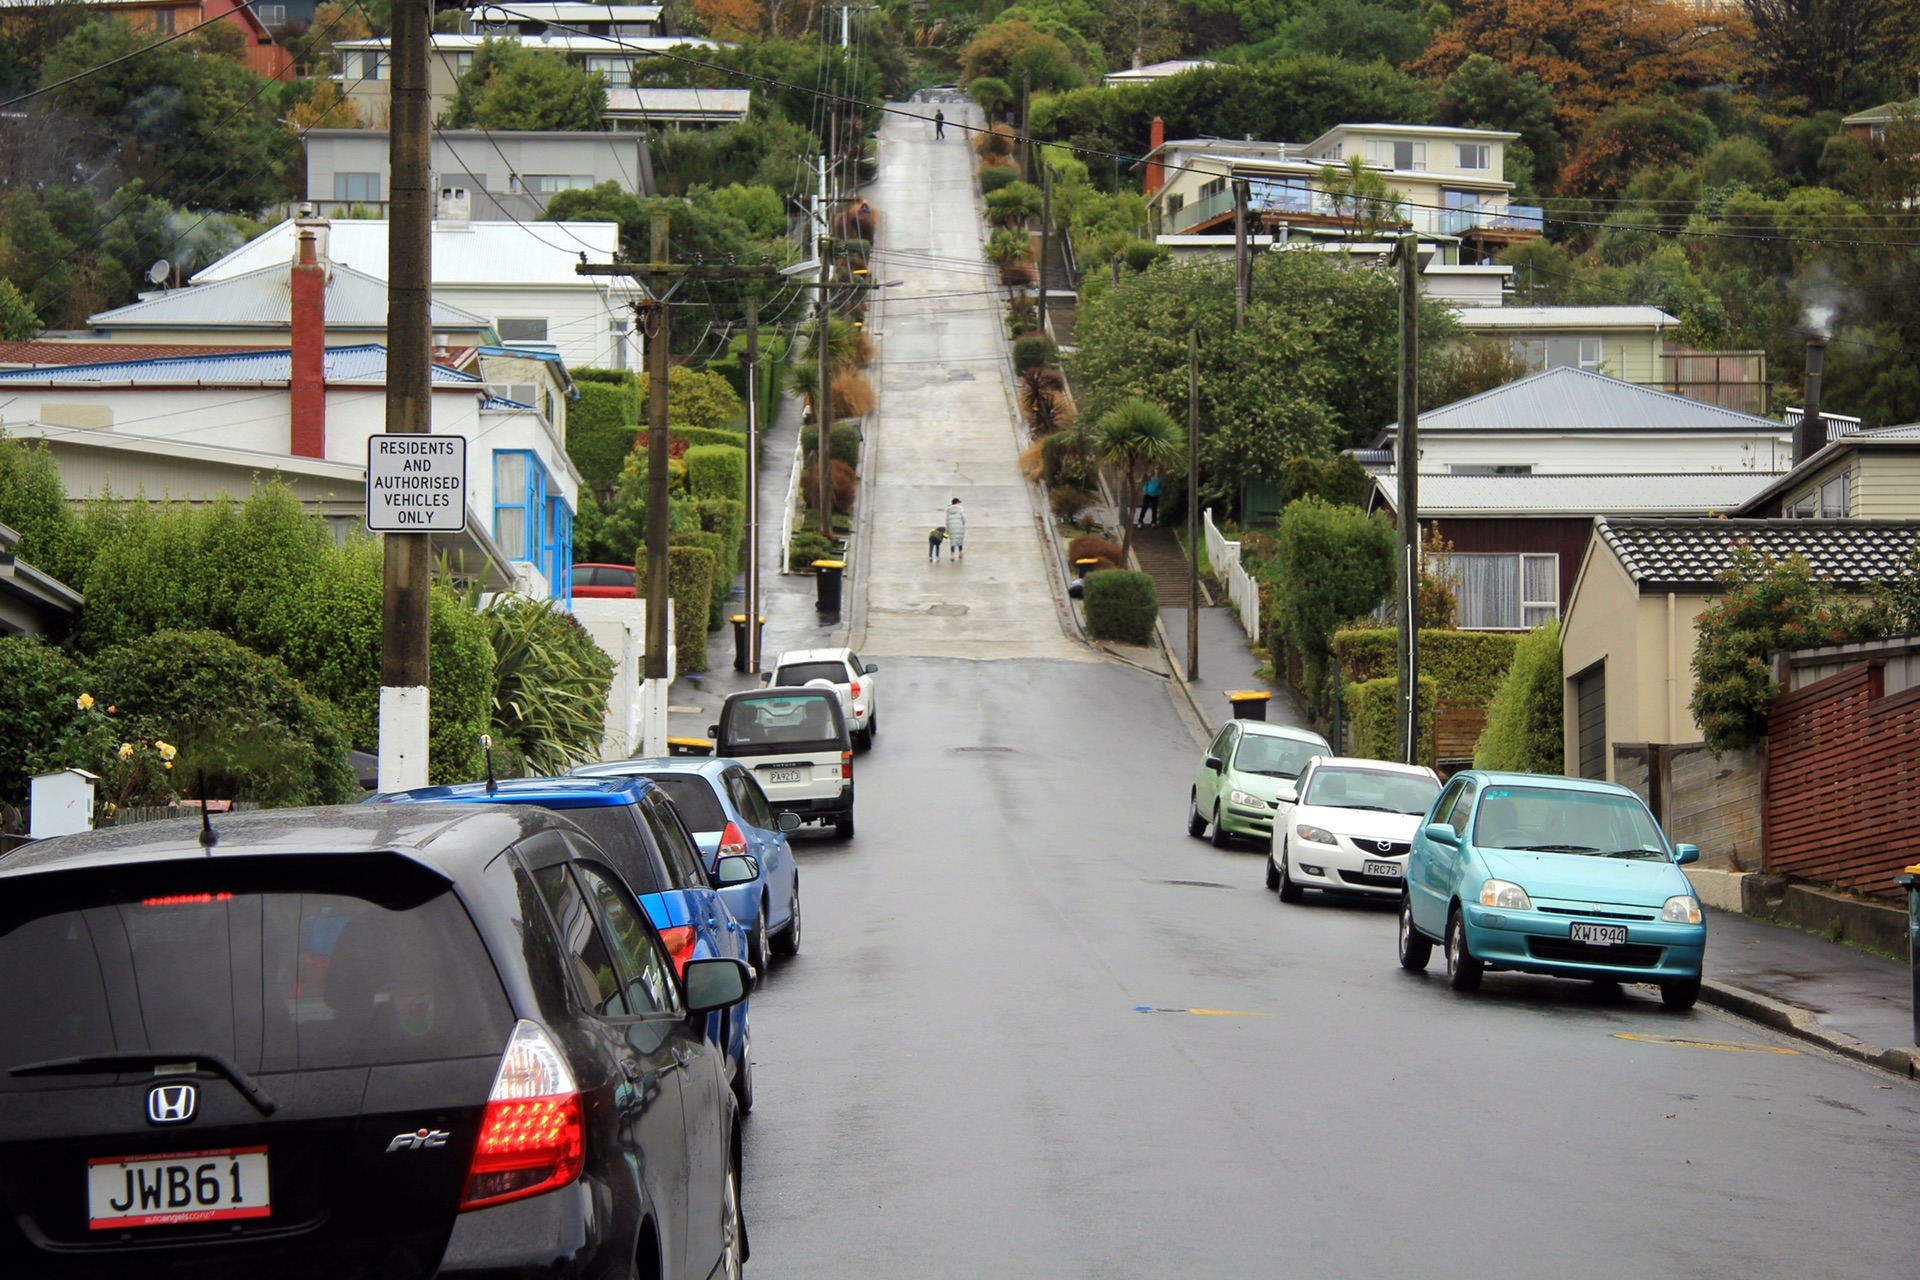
[770,646,880,749]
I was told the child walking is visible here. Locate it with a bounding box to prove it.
[928,526,947,561]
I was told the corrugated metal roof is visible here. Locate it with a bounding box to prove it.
[1454,306,1677,329]
[0,344,482,386]
[605,87,750,117]
[194,220,622,287]
[90,262,493,331]
[1380,366,1789,442]
[1597,517,1920,589]
[1374,471,1779,516]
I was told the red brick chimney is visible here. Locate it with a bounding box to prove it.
[289,215,329,459]
[1145,117,1166,197]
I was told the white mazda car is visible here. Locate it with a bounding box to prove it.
[1268,757,1442,904]
[770,646,880,749]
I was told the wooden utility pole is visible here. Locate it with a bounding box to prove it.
[378,0,432,792]
[642,215,672,683]
[743,294,762,674]
[1395,233,1420,765]
[818,113,836,534]
[1232,179,1250,330]
[1187,328,1200,681]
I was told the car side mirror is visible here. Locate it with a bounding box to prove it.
[682,957,749,1015]
[864,662,878,673]
[776,811,801,832]
[760,673,772,686]
[1204,756,1223,773]
[1674,842,1700,866]
[707,724,720,739]
[1422,822,1460,847]
[713,854,759,887]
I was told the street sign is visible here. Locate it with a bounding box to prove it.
[366,434,466,533]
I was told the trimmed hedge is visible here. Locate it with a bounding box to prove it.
[1333,628,1520,706]
[669,425,749,451]
[666,544,716,673]
[1475,621,1565,773]
[567,376,642,488]
[800,421,862,468]
[708,332,789,435]
[685,443,748,503]
[1013,335,1055,373]
[1083,569,1158,644]
[673,530,732,630]
[697,497,746,572]
[1345,675,1435,766]
[979,165,1020,194]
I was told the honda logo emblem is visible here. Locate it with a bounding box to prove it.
[147,1083,196,1125]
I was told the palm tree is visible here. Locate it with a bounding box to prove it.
[984,181,1043,230]
[984,228,1029,267]
[1096,397,1185,563]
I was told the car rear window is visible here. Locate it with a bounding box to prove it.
[0,861,514,1082]
[640,774,728,835]
[721,692,844,752]
[550,806,668,895]
[774,661,849,686]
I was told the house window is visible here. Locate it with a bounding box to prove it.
[1439,552,1559,630]
[494,450,531,560]
[334,172,383,203]
[515,174,596,194]
[1448,465,1533,475]
[609,317,629,370]
[587,56,636,85]
[496,318,549,343]
[1456,143,1490,170]
[454,51,475,75]
[152,9,175,33]
[1366,139,1426,170]
[1785,470,1850,518]
[492,449,569,596]
[1511,335,1603,372]
[348,51,387,81]
[255,3,287,25]
[1198,177,1226,200]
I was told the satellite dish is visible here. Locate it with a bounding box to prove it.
[146,259,170,286]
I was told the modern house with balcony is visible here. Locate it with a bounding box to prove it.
[303,129,654,220]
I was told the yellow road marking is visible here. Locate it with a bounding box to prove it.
[1613,1032,1798,1054]
[1187,1008,1274,1017]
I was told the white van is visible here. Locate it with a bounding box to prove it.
[711,686,856,838]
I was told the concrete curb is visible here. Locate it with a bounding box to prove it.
[1699,978,1917,1077]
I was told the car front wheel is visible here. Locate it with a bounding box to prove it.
[1661,977,1700,1011]
[1398,895,1432,971]
[747,902,769,983]
[1277,844,1304,904]
[1264,855,1280,891]
[1210,803,1232,849]
[1445,908,1483,992]
[719,1147,745,1280]
[1187,792,1207,838]
[771,883,802,957]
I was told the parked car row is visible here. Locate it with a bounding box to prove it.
[1190,725,1708,1011]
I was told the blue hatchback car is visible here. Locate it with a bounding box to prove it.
[1399,772,1707,1009]
[572,757,804,979]
[371,776,764,1106]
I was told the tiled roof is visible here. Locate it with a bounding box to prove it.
[1378,366,1791,443]
[90,262,493,331]
[1595,517,1920,590]
[0,344,483,387]
[0,342,276,365]
[1375,472,1779,517]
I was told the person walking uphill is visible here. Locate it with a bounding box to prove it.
[934,109,945,140]
[1139,470,1164,527]
[945,497,966,560]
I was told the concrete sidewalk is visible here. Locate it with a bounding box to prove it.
[1160,604,1310,735]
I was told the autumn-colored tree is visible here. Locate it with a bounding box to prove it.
[1414,0,1748,134]
[690,0,763,41]
[1558,100,1718,201]
[284,79,361,135]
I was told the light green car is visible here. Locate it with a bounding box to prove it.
[1187,720,1331,850]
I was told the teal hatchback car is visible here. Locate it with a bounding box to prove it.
[1399,772,1707,1009]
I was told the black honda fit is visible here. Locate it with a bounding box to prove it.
[0,804,750,1278]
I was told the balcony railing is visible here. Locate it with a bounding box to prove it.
[1163,185,1545,240]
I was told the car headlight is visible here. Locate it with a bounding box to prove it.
[1229,789,1269,810]
[1479,879,1532,910]
[1295,824,1336,845]
[1662,895,1702,924]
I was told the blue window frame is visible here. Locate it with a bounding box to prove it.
[492,449,573,599]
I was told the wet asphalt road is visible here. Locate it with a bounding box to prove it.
[740,657,1920,1278]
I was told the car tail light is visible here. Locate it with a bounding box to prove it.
[461,1021,583,1212]
[717,821,747,860]
[850,680,862,699]
[841,749,852,780]
[657,924,697,977]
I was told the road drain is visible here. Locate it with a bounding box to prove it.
[951,746,1014,753]
[1158,879,1233,890]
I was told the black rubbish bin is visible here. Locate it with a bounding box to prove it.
[1226,690,1270,722]
[730,614,765,673]
[1895,864,1920,1048]
[813,560,845,618]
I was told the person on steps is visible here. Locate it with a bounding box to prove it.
[1140,470,1164,527]
[946,497,967,560]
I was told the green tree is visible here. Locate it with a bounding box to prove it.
[0,433,81,584]
[1474,620,1564,773]
[1095,397,1185,563]
[669,365,744,428]
[0,278,39,340]
[1272,497,1395,717]
[706,182,786,237]
[1319,156,1406,241]
[442,38,607,130]
[970,76,1013,117]
[1436,54,1563,189]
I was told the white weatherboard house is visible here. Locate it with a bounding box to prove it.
[193,214,640,374]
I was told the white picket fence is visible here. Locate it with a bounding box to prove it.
[778,434,805,575]
[1204,508,1261,643]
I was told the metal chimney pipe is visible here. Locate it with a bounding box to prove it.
[1797,338,1827,465]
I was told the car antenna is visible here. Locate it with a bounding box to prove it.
[196,769,218,850]
[481,734,498,794]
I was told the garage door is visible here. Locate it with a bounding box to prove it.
[1574,663,1606,780]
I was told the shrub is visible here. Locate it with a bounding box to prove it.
[89,630,358,806]
[667,365,743,429]
[480,595,615,776]
[0,636,84,809]
[1018,440,1045,481]
[674,529,732,630]
[666,544,716,673]
[1043,431,1098,488]
[800,459,858,515]
[975,120,1016,159]
[830,370,877,420]
[1345,675,1435,766]
[567,375,642,488]
[1013,335,1056,373]
[979,164,1019,194]
[1271,497,1394,716]
[1475,621,1564,773]
[0,433,84,586]
[1123,240,1169,272]
[1068,534,1123,565]
[1083,570,1158,644]
[685,443,748,503]
[427,588,496,785]
[800,422,862,468]
[1281,454,1372,509]
[1050,485,1096,522]
[696,497,747,568]
[788,532,833,572]
[1019,366,1074,434]
[1333,629,1520,707]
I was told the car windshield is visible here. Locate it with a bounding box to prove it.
[640,775,728,835]
[722,693,842,752]
[1471,786,1669,858]
[775,661,849,686]
[1301,768,1438,815]
[1232,733,1322,779]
